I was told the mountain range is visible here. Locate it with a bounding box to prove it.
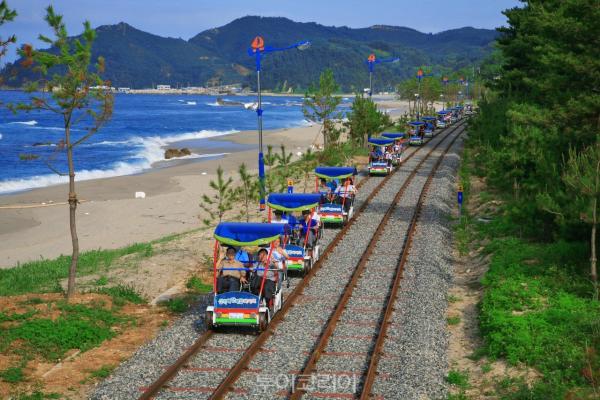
[1,16,499,91]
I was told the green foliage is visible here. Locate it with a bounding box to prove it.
[0,301,129,361]
[162,297,189,314]
[15,392,61,400]
[236,163,258,222]
[0,242,153,296]
[344,94,390,145]
[479,237,599,391]
[0,366,24,383]
[447,369,470,389]
[468,0,600,245]
[199,166,236,225]
[97,284,145,306]
[186,276,212,293]
[303,69,343,148]
[447,316,461,325]
[88,364,115,380]
[13,5,114,299]
[0,0,17,65]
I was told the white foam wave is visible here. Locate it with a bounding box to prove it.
[185,101,197,105]
[0,129,238,194]
[9,120,37,126]
[0,153,229,195]
[0,133,2,140]
[206,102,220,107]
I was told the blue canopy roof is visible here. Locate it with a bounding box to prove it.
[315,166,357,179]
[381,132,405,139]
[267,193,321,211]
[437,110,450,115]
[409,121,425,126]
[422,116,436,121]
[368,137,395,146]
[214,222,286,246]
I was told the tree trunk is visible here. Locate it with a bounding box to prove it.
[66,124,79,300]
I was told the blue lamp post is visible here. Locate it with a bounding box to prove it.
[366,54,399,98]
[248,36,310,211]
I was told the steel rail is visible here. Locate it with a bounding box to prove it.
[209,121,465,400]
[288,122,465,399]
[138,120,463,400]
[359,123,464,400]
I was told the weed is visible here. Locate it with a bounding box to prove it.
[16,392,60,400]
[447,369,470,389]
[95,276,108,286]
[97,284,145,306]
[88,364,115,380]
[0,243,154,296]
[448,294,462,303]
[162,298,189,314]
[0,366,24,383]
[186,276,212,293]
[447,316,461,325]
[0,301,129,361]
[481,363,492,374]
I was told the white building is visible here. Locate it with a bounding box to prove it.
[156,84,171,90]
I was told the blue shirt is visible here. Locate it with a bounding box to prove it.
[235,249,250,264]
[300,219,318,234]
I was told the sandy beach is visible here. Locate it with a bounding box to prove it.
[0,99,410,269]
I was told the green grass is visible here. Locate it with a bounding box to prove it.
[448,294,462,303]
[15,392,60,400]
[97,284,145,307]
[447,369,470,389]
[479,237,599,393]
[447,315,461,325]
[87,364,115,380]
[0,366,25,383]
[186,276,212,293]
[0,242,154,296]
[161,297,190,314]
[0,300,131,362]
[454,149,600,397]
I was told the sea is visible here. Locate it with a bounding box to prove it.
[0,91,351,195]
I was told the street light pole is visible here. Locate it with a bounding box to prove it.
[417,68,423,120]
[366,54,399,99]
[249,36,310,211]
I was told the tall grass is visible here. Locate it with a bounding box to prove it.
[0,243,153,296]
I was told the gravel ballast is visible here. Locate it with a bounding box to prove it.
[91,123,464,400]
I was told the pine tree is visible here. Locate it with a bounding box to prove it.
[199,166,236,226]
[16,6,114,299]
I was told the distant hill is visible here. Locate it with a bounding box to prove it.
[1,16,498,91]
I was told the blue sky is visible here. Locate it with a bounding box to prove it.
[0,0,521,64]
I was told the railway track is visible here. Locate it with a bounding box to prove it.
[126,120,466,400]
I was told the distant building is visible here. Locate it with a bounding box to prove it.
[117,87,131,93]
[156,84,171,90]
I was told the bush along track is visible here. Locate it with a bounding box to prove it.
[448,147,600,399]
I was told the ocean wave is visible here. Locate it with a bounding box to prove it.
[0,133,2,140]
[185,101,197,105]
[8,120,37,126]
[206,102,220,107]
[0,152,230,194]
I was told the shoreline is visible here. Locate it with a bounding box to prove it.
[0,123,323,268]
[0,99,410,269]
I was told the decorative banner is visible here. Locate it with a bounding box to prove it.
[368,54,376,63]
[251,36,265,52]
[287,179,294,194]
[417,68,424,78]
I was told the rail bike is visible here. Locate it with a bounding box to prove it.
[422,116,437,137]
[368,137,395,175]
[205,222,287,332]
[314,166,358,226]
[267,192,322,277]
[408,121,426,146]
